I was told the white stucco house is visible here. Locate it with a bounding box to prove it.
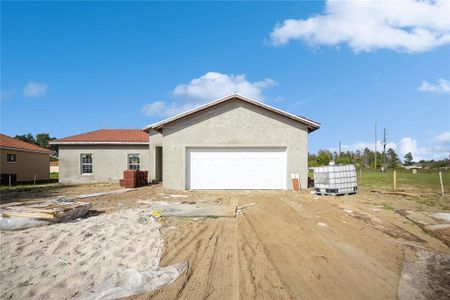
[52,94,320,190]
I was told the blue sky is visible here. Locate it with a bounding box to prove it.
[1,1,449,160]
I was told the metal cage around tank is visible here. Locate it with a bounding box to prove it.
[313,164,357,196]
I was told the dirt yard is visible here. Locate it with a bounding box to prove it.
[1,183,449,299]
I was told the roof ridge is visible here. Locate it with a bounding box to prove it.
[143,93,320,133]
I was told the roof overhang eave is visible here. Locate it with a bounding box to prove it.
[142,93,321,133]
[49,141,149,145]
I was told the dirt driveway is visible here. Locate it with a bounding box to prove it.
[2,184,449,299]
[136,189,449,300]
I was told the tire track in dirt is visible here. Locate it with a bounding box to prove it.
[238,212,292,299]
[141,218,239,300]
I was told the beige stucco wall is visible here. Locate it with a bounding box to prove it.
[149,98,310,190]
[149,130,162,182]
[58,145,149,184]
[0,148,50,181]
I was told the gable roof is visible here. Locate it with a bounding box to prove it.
[50,129,149,145]
[0,134,52,153]
[144,93,321,133]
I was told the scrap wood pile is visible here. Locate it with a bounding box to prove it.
[0,200,92,222]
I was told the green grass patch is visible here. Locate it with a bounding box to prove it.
[358,170,449,193]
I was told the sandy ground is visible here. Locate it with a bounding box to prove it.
[1,184,449,299]
[0,208,183,299]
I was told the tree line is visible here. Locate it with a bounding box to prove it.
[309,148,450,169]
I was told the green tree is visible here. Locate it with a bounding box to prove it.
[308,153,318,167]
[36,133,57,151]
[386,148,399,169]
[316,150,332,166]
[15,133,35,144]
[362,148,372,167]
[404,152,414,166]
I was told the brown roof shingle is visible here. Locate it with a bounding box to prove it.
[0,134,52,153]
[51,129,149,144]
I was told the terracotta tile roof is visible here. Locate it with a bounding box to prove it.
[51,129,149,144]
[0,134,52,153]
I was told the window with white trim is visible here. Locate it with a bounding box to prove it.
[6,154,16,163]
[80,154,93,174]
[128,154,140,170]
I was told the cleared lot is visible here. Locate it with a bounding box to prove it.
[1,184,449,299]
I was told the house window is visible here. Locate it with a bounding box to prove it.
[128,154,140,170]
[80,154,93,174]
[6,154,16,163]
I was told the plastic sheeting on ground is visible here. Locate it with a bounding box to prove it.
[150,201,236,218]
[79,262,186,300]
[78,210,186,300]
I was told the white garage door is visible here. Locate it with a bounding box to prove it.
[186,147,287,190]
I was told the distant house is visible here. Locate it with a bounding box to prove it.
[50,160,59,173]
[404,164,422,174]
[50,129,149,184]
[0,134,51,184]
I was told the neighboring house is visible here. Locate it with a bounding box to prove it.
[50,160,59,173]
[0,133,51,184]
[146,94,320,190]
[52,94,320,190]
[50,129,149,184]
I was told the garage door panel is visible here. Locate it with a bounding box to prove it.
[187,147,287,190]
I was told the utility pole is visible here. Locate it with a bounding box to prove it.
[374,122,377,172]
[382,128,387,172]
[338,140,341,159]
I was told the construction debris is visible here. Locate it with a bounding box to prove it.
[72,188,136,200]
[0,200,92,230]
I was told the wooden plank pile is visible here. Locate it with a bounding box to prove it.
[0,200,92,221]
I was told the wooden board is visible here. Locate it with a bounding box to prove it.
[1,201,92,221]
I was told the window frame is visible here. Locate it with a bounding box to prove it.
[128,153,141,171]
[80,153,93,175]
[6,153,16,163]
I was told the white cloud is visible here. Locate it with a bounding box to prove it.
[397,137,449,161]
[418,78,450,94]
[432,131,450,144]
[22,81,48,98]
[142,72,275,118]
[141,101,196,118]
[173,72,275,101]
[270,0,450,53]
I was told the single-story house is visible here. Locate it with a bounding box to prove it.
[50,160,59,173]
[51,129,149,184]
[0,133,51,184]
[52,94,320,190]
